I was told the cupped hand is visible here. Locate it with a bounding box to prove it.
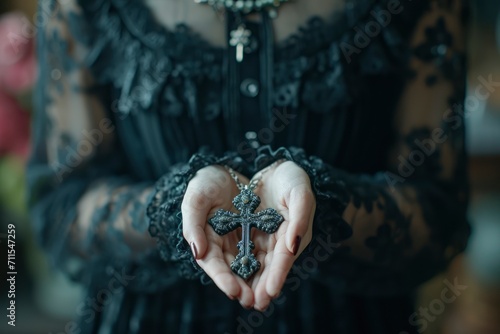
[182,162,316,311]
[181,165,254,308]
[249,161,316,311]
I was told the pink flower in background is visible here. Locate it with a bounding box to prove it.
[0,12,37,92]
[0,12,37,161]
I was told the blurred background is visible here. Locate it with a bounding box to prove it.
[0,1,499,334]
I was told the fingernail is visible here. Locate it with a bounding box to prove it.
[255,304,268,312]
[292,236,301,256]
[190,242,199,259]
[240,302,251,310]
[270,291,281,299]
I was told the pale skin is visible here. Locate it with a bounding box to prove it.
[182,161,315,310]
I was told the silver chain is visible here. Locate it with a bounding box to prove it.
[225,166,263,191]
[225,160,284,191]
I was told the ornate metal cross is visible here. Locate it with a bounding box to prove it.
[208,187,284,280]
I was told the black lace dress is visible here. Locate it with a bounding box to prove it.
[28,0,470,333]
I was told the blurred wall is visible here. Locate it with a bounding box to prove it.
[2,1,36,17]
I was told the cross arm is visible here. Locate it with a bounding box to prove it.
[208,210,242,235]
[253,208,284,234]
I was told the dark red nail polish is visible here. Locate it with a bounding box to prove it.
[190,242,199,259]
[292,236,301,256]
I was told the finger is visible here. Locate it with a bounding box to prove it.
[182,187,212,259]
[197,248,242,300]
[253,252,274,311]
[285,186,315,255]
[265,241,296,299]
[221,252,255,308]
[250,250,267,292]
[235,276,254,309]
[223,251,236,267]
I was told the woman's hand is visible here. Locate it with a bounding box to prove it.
[249,161,316,311]
[182,165,254,308]
[181,162,315,311]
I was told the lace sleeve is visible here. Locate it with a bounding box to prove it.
[254,0,470,295]
[27,0,242,291]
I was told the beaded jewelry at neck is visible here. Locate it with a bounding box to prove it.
[195,0,290,15]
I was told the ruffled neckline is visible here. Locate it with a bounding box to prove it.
[113,0,379,62]
[78,0,405,119]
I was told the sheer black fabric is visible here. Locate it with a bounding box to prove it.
[28,0,469,333]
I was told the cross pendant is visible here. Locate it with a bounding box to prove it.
[208,187,284,280]
[229,24,252,63]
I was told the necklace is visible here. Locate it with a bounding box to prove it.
[208,165,284,280]
[195,0,290,14]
